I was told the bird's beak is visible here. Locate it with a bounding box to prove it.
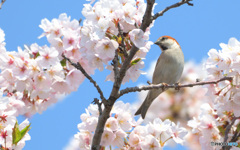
[154,40,160,45]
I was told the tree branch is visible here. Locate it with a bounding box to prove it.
[152,0,193,20]
[111,0,156,92]
[62,54,106,102]
[91,1,156,149]
[78,18,82,24]
[92,98,103,115]
[230,128,240,144]
[118,77,233,98]
[91,0,195,149]
[223,117,238,150]
[112,48,119,82]
[0,0,6,9]
[147,80,151,85]
[117,23,128,58]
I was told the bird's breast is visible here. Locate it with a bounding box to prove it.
[152,48,184,85]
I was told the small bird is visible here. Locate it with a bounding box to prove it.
[135,36,184,119]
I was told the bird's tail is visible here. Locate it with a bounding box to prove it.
[134,101,144,116]
[135,89,163,119]
[134,91,153,119]
[134,95,151,119]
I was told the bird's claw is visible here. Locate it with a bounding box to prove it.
[161,82,168,91]
[174,82,181,91]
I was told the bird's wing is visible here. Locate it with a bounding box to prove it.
[152,50,182,84]
[152,52,169,84]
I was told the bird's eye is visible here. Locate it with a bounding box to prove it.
[161,37,167,41]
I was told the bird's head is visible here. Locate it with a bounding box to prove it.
[154,36,180,51]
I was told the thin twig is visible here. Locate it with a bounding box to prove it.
[186,1,194,6]
[62,54,106,102]
[230,131,240,144]
[147,81,151,85]
[224,117,237,142]
[117,23,128,58]
[226,117,240,150]
[223,117,238,150]
[229,128,240,143]
[0,0,6,9]
[152,0,193,20]
[79,18,82,24]
[92,98,103,115]
[118,77,233,98]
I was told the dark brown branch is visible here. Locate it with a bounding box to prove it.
[147,81,151,85]
[0,0,6,9]
[91,1,156,149]
[224,117,240,150]
[117,23,128,58]
[112,48,119,82]
[118,77,233,98]
[152,0,193,20]
[110,0,156,94]
[62,54,106,102]
[91,104,112,150]
[223,117,238,150]
[140,0,155,32]
[230,123,240,142]
[92,98,103,115]
[91,0,195,149]
[79,18,82,24]
[230,128,240,143]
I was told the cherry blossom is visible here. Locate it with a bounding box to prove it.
[206,48,222,65]
[75,130,92,149]
[129,132,141,147]
[129,29,148,48]
[186,38,240,150]
[0,89,31,150]
[74,100,188,149]
[141,135,161,150]
[112,129,127,148]
[100,128,116,146]
[95,37,119,61]
[36,46,59,68]
[105,117,119,131]
[170,122,188,144]
[0,0,211,149]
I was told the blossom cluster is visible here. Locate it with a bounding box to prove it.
[0,0,155,148]
[0,21,85,116]
[205,37,240,116]
[73,101,188,149]
[78,0,153,83]
[187,38,240,150]
[0,28,31,149]
[188,103,222,150]
[38,0,153,84]
[0,0,155,118]
[0,16,86,148]
[0,90,31,150]
[135,61,207,149]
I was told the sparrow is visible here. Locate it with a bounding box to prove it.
[135,36,184,119]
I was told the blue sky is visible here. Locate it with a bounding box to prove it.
[0,0,240,149]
